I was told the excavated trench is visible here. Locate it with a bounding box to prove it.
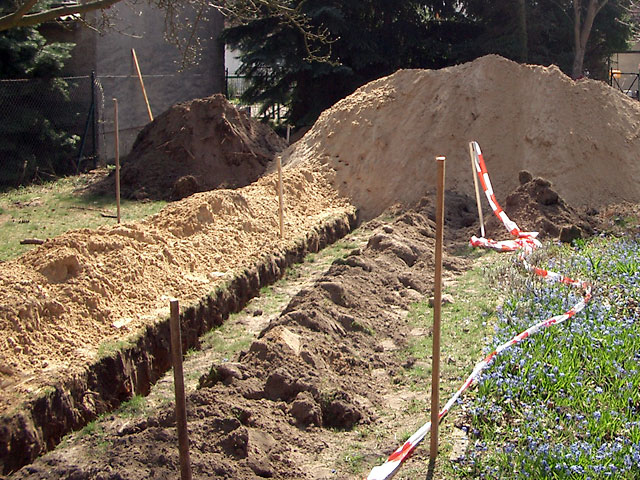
[0,211,357,476]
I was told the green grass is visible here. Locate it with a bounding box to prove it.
[0,172,166,260]
[454,235,640,479]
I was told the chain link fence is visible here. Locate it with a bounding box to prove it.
[0,71,229,191]
[0,75,97,190]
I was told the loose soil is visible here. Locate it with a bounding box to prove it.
[3,54,640,477]
[9,201,471,480]
[284,55,640,219]
[0,162,352,416]
[92,94,288,200]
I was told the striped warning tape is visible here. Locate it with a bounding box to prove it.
[366,142,592,480]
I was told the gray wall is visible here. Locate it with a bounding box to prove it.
[66,2,225,162]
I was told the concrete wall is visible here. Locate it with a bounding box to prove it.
[93,3,224,161]
[57,2,224,162]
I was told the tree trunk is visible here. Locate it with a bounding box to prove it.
[517,0,528,62]
[571,0,608,79]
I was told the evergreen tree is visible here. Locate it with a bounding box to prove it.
[461,0,632,78]
[0,1,77,189]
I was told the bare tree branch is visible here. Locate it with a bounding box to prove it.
[0,0,123,31]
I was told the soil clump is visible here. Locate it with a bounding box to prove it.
[483,172,597,241]
[94,94,288,200]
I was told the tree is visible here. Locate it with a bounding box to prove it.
[572,0,609,77]
[0,2,78,189]
[0,0,331,62]
[460,0,632,78]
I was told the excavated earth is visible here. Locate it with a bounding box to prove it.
[3,54,640,477]
[92,94,288,200]
[9,199,473,480]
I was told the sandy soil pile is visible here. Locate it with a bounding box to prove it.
[284,55,640,219]
[98,94,288,200]
[0,161,353,412]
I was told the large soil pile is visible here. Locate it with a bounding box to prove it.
[102,94,288,200]
[284,55,640,219]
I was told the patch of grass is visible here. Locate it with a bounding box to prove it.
[200,318,252,358]
[0,172,166,260]
[116,394,147,418]
[96,337,136,360]
[343,446,367,475]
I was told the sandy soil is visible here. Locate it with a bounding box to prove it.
[284,55,640,219]
[10,202,470,480]
[3,54,640,477]
[0,160,353,414]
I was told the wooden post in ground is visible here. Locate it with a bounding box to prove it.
[277,155,284,238]
[430,155,446,463]
[169,300,192,480]
[131,48,153,122]
[113,98,121,224]
[469,142,485,237]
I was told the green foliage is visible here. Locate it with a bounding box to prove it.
[0,2,78,190]
[453,0,632,79]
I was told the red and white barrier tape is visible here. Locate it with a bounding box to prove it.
[366,142,592,480]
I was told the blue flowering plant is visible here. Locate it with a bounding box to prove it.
[456,236,640,479]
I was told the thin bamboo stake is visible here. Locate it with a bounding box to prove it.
[169,300,192,480]
[469,142,485,237]
[277,155,284,238]
[131,48,153,122]
[113,98,121,224]
[286,125,291,144]
[430,155,446,463]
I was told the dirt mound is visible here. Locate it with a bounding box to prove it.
[284,55,640,219]
[483,172,597,242]
[11,204,469,480]
[98,94,288,200]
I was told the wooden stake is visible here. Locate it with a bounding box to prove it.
[469,142,485,238]
[113,98,121,224]
[169,300,192,480]
[131,48,153,122]
[430,155,446,463]
[286,125,291,144]
[277,155,284,238]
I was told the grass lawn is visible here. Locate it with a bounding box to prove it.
[0,171,166,261]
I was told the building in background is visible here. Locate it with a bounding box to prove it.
[42,2,225,162]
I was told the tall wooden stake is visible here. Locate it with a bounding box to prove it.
[277,155,284,238]
[430,155,446,463]
[113,98,121,224]
[170,300,192,480]
[131,48,154,122]
[469,142,485,237]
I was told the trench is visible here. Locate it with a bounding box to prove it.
[0,210,358,476]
